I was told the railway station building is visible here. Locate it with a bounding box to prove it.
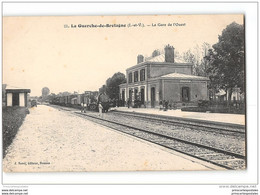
[119,45,209,108]
[5,86,31,107]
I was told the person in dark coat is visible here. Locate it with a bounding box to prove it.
[127,98,130,108]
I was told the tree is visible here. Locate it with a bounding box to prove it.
[152,49,160,57]
[101,72,126,100]
[41,87,50,101]
[183,49,196,64]
[206,22,245,104]
[99,85,107,94]
[182,43,211,76]
[42,87,50,97]
[201,42,211,77]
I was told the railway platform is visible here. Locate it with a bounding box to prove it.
[113,107,245,126]
[3,105,224,172]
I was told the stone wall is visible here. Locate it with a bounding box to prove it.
[190,82,208,101]
[149,65,192,78]
[163,80,208,103]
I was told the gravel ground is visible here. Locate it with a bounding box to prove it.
[77,111,246,156]
[74,113,245,169]
[3,105,216,172]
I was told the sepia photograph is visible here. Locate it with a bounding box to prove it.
[2,14,246,173]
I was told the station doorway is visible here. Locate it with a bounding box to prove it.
[129,89,132,104]
[134,88,138,101]
[12,93,19,106]
[151,87,155,108]
[122,90,125,106]
[140,88,145,105]
[182,87,190,102]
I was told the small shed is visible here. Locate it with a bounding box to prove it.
[5,86,31,107]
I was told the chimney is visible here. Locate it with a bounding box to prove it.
[137,55,144,64]
[164,44,175,63]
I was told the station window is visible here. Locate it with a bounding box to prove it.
[128,72,132,83]
[140,69,145,81]
[134,71,139,82]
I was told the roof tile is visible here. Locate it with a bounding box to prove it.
[145,54,186,63]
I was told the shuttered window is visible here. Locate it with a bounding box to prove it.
[134,71,138,82]
[140,69,145,81]
[128,72,132,83]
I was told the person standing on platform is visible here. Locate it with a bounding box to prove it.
[99,103,103,117]
[81,102,84,113]
[127,98,130,108]
[165,100,169,111]
[159,100,163,111]
[83,102,87,113]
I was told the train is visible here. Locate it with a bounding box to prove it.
[50,91,112,112]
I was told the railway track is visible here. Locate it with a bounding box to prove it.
[111,110,245,135]
[52,105,245,135]
[74,111,246,170]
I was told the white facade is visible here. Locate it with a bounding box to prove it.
[7,93,12,106]
[19,93,25,107]
[5,90,30,107]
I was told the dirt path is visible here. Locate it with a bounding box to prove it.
[3,105,217,172]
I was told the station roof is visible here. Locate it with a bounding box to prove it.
[127,54,192,71]
[145,54,186,63]
[159,72,209,81]
[5,85,31,93]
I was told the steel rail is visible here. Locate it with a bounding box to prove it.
[74,111,246,170]
[111,110,245,134]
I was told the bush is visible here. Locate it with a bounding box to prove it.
[181,107,207,112]
[2,107,29,158]
[198,100,210,107]
[181,106,244,114]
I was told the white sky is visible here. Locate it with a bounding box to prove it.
[3,15,243,96]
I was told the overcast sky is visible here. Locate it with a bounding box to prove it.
[3,15,243,96]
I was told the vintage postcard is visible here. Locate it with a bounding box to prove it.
[2,15,246,172]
